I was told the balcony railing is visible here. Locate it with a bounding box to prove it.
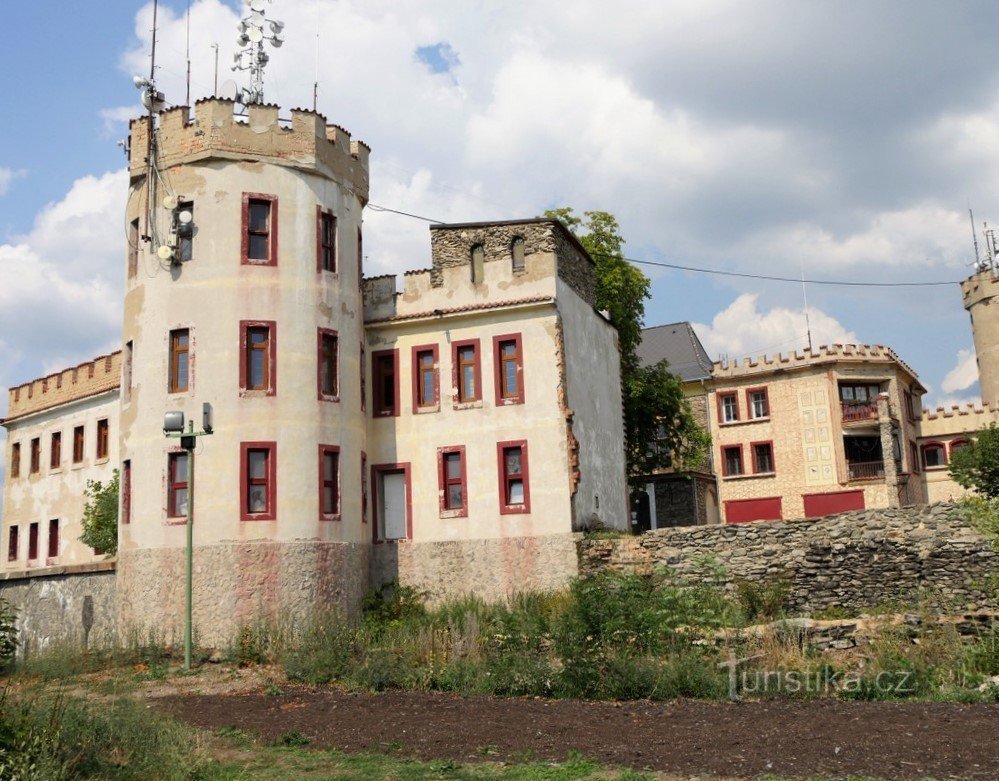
[841,401,879,422]
[848,460,884,481]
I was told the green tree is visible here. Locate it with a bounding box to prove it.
[543,208,710,478]
[949,423,999,499]
[80,470,119,557]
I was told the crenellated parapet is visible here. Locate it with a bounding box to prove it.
[128,99,369,202]
[5,352,121,423]
[712,343,919,381]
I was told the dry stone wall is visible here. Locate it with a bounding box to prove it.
[579,504,999,613]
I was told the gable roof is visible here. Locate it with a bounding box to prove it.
[636,322,713,381]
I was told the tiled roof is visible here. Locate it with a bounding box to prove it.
[636,322,713,381]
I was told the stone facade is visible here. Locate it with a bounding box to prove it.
[579,503,999,613]
[963,269,999,406]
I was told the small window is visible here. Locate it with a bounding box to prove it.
[752,442,775,474]
[372,350,398,417]
[357,226,363,281]
[10,443,20,478]
[47,519,59,560]
[50,432,61,469]
[169,329,190,393]
[241,443,276,521]
[7,526,18,562]
[97,419,109,460]
[361,452,368,524]
[128,217,140,279]
[360,342,366,413]
[747,388,769,419]
[73,426,85,463]
[909,441,920,474]
[241,321,276,394]
[471,244,485,284]
[922,443,946,469]
[30,438,40,474]
[453,340,481,405]
[319,446,340,519]
[176,200,194,261]
[494,335,524,404]
[722,445,743,477]
[318,207,337,272]
[413,345,439,410]
[719,392,739,423]
[498,441,530,514]
[168,451,189,518]
[511,236,525,272]
[242,193,277,265]
[950,439,968,456]
[318,329,339,400]
[123,340,133,403]
[122,460,132,525]
[27,523,38,561]
[439,447,467,516]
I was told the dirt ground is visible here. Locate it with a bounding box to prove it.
[158,686,999,780]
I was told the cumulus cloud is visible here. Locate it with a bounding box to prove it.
[0,168,25,197]
[942,348,979,394]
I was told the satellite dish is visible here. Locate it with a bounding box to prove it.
[178,210,194,225]
[270,35,283,48]
[269,20,284,33]
[237,33,249,47]
[163,195,178,210]
[219,79,238,100]
[246,26,263,43]
[157,245,175,261]
[250,12,265,26]
[249,0,266,11]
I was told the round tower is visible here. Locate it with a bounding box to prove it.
[118,100,370,645]
[962,269,999,406]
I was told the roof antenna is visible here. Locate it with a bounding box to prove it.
[185,0,192,106]
[970,207,981,267]
[313,8,320,111]
[800,260,813,353]
[232,0,285,106]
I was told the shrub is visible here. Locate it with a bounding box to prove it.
[734,577,789,623]
[0,601,16,672]
[950,423,999,499]
[80,471,119,558]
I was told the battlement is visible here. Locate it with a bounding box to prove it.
[4,352,121,424]
[129,99,369,202]
[921,400,999,421]
[712,343,920,381]
[962,268,999,308]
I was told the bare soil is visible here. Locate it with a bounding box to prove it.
[158,686,999,779]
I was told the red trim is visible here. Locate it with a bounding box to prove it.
[240,441,277,521]
[357,225,363,284]
[318,445,341,521]
[452,338,482,407]
[411,344,440,412]
[360,342,366,413]
[72,426,84,463]
[29,437,40,474]
[316,205,337,273]
[921,441,948,469]
[497,439,531,515]
[372,348,400,417]
[7,526,17,562]
[317,328,339,402]
[361,452,368,523]
[745,386,770,420]
[10,443,19,478]
[371,462,412,543]
[493,333,525,405]
[239,320,277,396]
[96,418,109,460]
[49,432,61,469]
[721,444,744,477]
[122,460,132,524]
[725,497,783,524]
[803,490,865,518]
[749,440,775,474]
[27,522,38,561]
[950,438,969,454]
[437,445,468,518]
[241,192,278,266]
[47,519,59,561]
[169,328,191,394]
[717,391,740,424]
[167,451,188,519]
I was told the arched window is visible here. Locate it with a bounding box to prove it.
[470,244,485,284]
[511,236,525,272]
[921,442,947,469]
[949,439,969,456]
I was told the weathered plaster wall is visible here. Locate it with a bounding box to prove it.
[579,503,999,613]
[962,269,999,406]
[919,403,999,502]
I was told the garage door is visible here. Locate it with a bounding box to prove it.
[803,490,865,518]
[724,497,783,524]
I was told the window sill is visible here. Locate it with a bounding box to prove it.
[453,401,483,411]
[374,537,410,545]
[49,467,62,475]
[166,516,188,526]
[439,509,467,520]
[924,465,948,472]
[242,259,277,267]
[318,394,341,404]
[71,462,85,471]
[373,410,399,419]
[722,472,776,481]
[499,505,530,515]
[319,514,342,522]
[719,418,767,427]
[414,405,440,415]
[95,458,110,466]
[496,397,525,407]
[240,389,276,398]
[240,514,277,522]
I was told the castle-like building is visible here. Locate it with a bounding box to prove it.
[0,99,627,645]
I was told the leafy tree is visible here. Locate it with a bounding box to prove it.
[543,208,710,478]
[80,470,119,557]
[949,424,999,499]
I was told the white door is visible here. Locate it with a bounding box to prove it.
[381,471,408,540]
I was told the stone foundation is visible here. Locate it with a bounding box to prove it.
[117,541,369,647]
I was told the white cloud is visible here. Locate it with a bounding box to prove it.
[928,395,981,412]
[0,168,25,197]
[99,106,141,137]
[942,347,979,394]
[693,293,857,362]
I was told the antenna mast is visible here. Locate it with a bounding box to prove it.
[185,0,192,106]
[800,261,813,353]
[313,15,320,111]
[211,43,220,95]
[970,208,981,268]
[232,0,285,106]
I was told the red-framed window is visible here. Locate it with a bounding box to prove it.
[318,445,340,520]
[30,438,40,474]
[908,441,920,474]
[751,440,775,474]
[412,344,440,411]
[72,426,84,463]
[317,206,337,272]
[96,419,109,460]
[169,328,190,393]
[722,445,744,477]
[497,440,530,514]
[50,432,61,469]
[122,460,132,525]
[371,463,412,542]
[27,523,38,561]
[6,526,17,562]
[360,342,366,413]
[493,334,524,405]
[168,451,189,518]
[361,452,368,524]
[438,446,468,517]
[452,339,482,405]
[318,328,339,401]
[47,519,59,560]
[921,442,947,469]
[718,392,739,423]
[240,320,277,395]
[241,442,277,521]
[10,443,19,478]
[746,387,769,420]
[372,349,399,417]
[241,193,278,266]
[903,391,917,423]
[357,226,363,282]
[950,439,969,456]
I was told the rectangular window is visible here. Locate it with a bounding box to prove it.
[73,426,84,463]
[752,441,775,474]
[722,445,744,477]
[438,446,467,517]
[128,217,140,279]
[452,339,482,405]
[50,432,61,469]
[317,207,336,272]
[240,321,276,394]
[47,519,59,560]
[372,349,399,417]
[11,443,20,478]
[28,523,38,561]
[30,438,40,474]
[7,526,17,562]
[319,445,340,519]
[176,200,194,261]
[498,440,531,514]
[318,329,339,400]
[747,388,769,419]
[241,442,277,521]
[412,345,439,411]
[170,329,190,393]
[719,392,739,423]
[168,451,189,518]
[123,340,133,403]
[493,334,524,404]
[242,193,278,265]
[122,460,132,525]
[909,441,920,474]
[361,453,368,523]
[97,419,109,460]
[357,226,363,281]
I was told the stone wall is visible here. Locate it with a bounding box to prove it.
[579,503,999,613]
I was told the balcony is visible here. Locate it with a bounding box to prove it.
[841,401,879,423]
[847,460,884,481]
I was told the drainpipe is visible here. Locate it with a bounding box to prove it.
[877,392,900,508]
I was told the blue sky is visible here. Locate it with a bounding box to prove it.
[1,0,995,430]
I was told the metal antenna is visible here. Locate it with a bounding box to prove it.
[232,0,285,105]
[800,261,813,353]
[211,43,219,95]
[313,9,320,112]
[970,208,981,267]
[185,0,192,106]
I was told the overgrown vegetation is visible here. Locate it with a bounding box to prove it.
[79,469,119,557]
[0,601,16,674]
[959,495,999,552]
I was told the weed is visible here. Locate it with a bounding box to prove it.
[275,731,310,747]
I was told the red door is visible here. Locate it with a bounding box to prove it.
[803,490,865,518]
[725,497,783,524]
